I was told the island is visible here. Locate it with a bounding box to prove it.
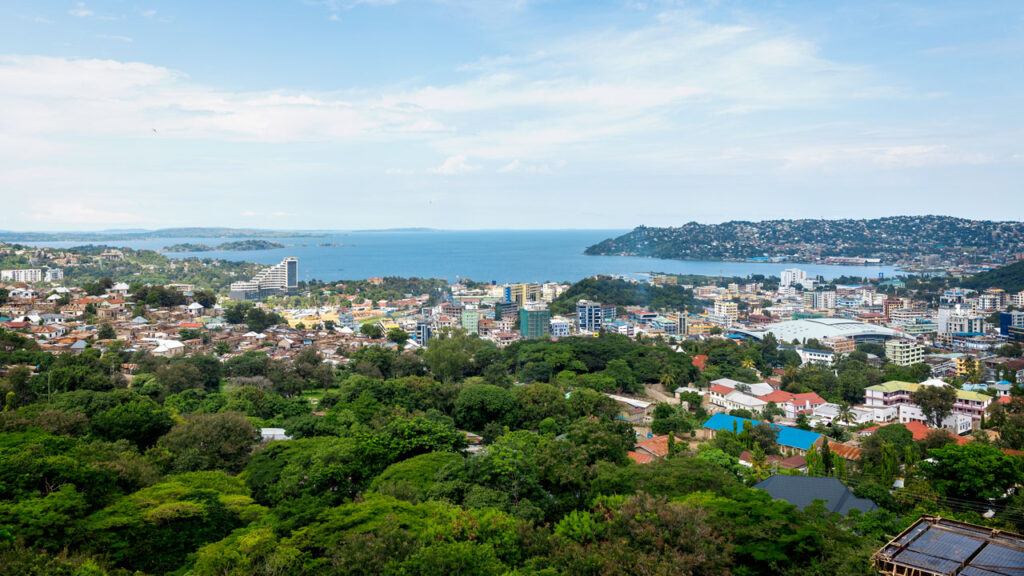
[162,239,285,252]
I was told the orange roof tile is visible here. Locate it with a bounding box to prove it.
[635,435,671,458]
[628,451,654,464]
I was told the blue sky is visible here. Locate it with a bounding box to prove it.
[0,0,1022,230]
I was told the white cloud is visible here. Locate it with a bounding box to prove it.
[497,159,565,173]
[68,2,93,17]
[430,155,479,174]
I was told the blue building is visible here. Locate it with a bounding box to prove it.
[1000,311,1024,339]
[415,320,432,347]
[702,413,822,454]
[576,300,616,333]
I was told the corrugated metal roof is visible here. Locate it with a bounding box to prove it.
[703,413,822,451]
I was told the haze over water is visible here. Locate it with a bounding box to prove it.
[24,230,898,284]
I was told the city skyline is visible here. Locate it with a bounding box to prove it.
[1,0,1023,230]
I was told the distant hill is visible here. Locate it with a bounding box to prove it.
[584,216,1024,264]
[0,228,326,242]
[962,260,1024,293]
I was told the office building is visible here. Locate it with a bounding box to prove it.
[520,308,551,340]
[229,257,298,300]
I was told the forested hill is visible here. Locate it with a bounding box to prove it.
[548,277,698,315]
[584,216,1024,263]
[962,260,1024,293]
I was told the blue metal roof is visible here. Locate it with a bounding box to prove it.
[702,413,822,451]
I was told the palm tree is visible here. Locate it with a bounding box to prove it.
[836,403,855,426]
[659,372,676,391]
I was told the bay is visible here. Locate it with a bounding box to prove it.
[22,229,899,284]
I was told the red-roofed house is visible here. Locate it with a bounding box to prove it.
[634,435,677,460]
[628,451,655,464]
[692,355,708,371]
[903,420,971,445]
[756,390,826,419]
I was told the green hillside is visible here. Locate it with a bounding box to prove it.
[962,260,1024,293]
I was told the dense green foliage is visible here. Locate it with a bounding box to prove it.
[548,277,698,315]
[2,323,1023,575]
[961,260,1024,293]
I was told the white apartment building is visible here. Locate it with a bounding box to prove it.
[780,268,808,289]
[1,268,43,283]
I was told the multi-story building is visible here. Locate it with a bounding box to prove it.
[576,300,614,333]
[812,291,837,310]
[780,268,808,289]
[415,320,432,346]
[520,308,551,340]
[885,339,925,367]
[1,268,43,283]
[1000,311,1024,339]
[229,257,298,300]
[336,312,356,329]
[709,299,739,327]
[44,268,63,282]
[550,319,570,338]
[822,336,856,355]
[508,283,541,307]
[1013,291,1024,308]
[495,301,518,322]
[461,308,480,334]
[864,380,990,423]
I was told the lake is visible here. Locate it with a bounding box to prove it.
[23,229,899,284]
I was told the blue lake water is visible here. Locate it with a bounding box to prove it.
[24,230,899,284]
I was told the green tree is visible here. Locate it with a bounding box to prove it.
[911,385,957,428]
[921,442,1022,501]
[360,323,384,339]
[155,412,259,473]
[96,323,116,340]
[90,397,174,450]
[454,384,516,432]
[387,328,410,348]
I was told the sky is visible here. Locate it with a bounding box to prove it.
[0,0,1022,231]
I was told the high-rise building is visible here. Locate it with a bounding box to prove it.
[577,300,610,333]
[520,308,551,340]
[780,268,808,289]
[229,257,298,300]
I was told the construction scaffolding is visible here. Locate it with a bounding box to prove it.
[873,515,1024,576]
